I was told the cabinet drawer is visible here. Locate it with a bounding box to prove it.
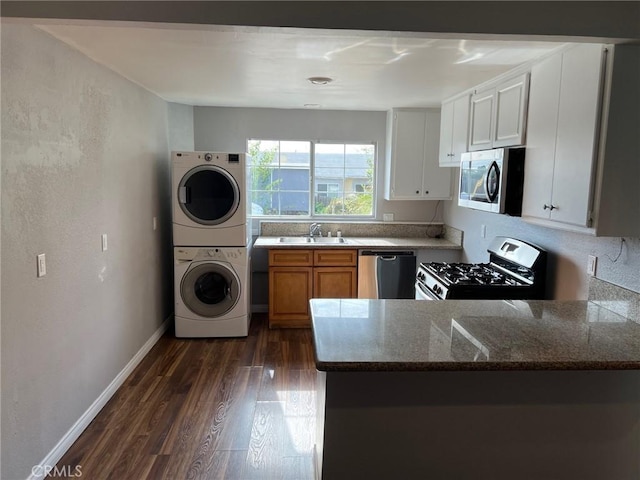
[313,249,357,267]
[269,249,313,267]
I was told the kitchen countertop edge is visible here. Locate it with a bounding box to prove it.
[314,359,640,372]
[254,236,462,249]
[311,299,640,373]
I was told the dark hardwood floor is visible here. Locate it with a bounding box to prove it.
[54,314,317,480]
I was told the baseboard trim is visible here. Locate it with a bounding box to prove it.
[27,315,172,480]
[252,304,268,314]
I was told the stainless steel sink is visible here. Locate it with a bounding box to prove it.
[312,237,347,244]
[278,236,312,243]
[277,236,347,244]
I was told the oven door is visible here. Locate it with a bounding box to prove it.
[415,281,440,300]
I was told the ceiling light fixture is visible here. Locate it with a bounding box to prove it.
[304,103,321,109]
[308,76,333,85]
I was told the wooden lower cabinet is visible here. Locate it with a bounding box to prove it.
[268,249,357,328]
[268,267,313,328]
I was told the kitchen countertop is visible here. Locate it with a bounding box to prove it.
[253,236,462,250]
[310,298,640,372]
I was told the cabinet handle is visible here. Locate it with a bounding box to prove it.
[416,190,420,194]
[543,204,557,211]
[447,153,454,157]
[425,191,429,195]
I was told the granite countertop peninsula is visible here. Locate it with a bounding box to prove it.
[253,221,462,250]
[310,298,640,372]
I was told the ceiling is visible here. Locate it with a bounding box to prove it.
[36,22,567,111]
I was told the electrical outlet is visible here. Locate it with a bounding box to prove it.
[101,234,108,252]
[37,253,46,277]
[587,255,597,276]
[383,213,394,222]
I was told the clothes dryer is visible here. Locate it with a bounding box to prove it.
[174,246,250,337]
[172,151,248,246]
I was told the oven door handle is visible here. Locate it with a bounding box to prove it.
[415,281,440,300]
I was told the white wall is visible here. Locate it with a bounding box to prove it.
[443,176,640,299]
[193,106,445,224]
[1,25,175,479]
[168,102,194,152]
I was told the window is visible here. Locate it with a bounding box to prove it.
[248,140,375,217]
[316,183,340,205]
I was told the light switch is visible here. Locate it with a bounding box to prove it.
[587,255,597,276]
[37,253,46,277]
[101,234,108,252]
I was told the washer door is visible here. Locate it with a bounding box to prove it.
[177,165,240,225]
[181,262,240,318]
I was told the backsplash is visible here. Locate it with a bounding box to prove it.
[259,221,463,242]
[589,277,640,323]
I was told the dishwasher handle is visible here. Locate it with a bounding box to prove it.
[359,250,415,256]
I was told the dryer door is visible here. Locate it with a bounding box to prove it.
[181,262,240,317]
[177,165,240,225]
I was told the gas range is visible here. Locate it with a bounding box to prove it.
[416,237,547,300]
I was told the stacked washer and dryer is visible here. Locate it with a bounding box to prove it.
[171,151,250,337]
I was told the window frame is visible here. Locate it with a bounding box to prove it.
[247,138,377,220]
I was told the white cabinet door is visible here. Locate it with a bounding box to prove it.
[386,109,451,200]
[451,95,470,163]
[388,110,427,198]
[550,44,603,226]
[493,73,529,148]
[439,95,470,167]
[468,88,495,151]
[422,109,452,198]
[438,100,455,166]
[522,44,604,230]
[521,54,562,220]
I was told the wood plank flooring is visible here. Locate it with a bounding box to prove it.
[53,314,317,480]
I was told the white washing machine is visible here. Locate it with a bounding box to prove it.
[172,151,248,247]
[174,246,250,338]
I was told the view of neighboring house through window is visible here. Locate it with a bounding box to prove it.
[247,139,375,217]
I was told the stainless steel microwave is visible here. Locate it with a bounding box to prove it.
[458,147,525,215]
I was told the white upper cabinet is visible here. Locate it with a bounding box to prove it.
[385,109,451,201]
[494,73,530,147]
[469,73,530,151]
[522,43,640,236]
[520,53,561,222]
[468,88,495,151]
[439,94,470,167]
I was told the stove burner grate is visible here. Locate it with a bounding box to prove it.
[425,262,525,287]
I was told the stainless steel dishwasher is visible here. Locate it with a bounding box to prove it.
[357,250,416,299]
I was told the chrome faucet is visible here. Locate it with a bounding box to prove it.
[309,222,322,237]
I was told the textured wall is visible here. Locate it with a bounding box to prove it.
[443,173,640,300]
[168,102,194,152]
[1,25,173,479]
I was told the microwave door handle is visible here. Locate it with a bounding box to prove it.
[485,161,500,203]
